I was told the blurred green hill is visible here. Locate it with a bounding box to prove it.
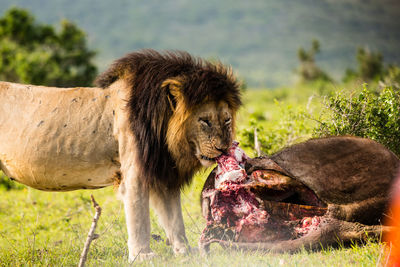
[0,0,399,87]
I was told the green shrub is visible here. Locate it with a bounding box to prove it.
[315,85,400,156]
[238,102,314,156]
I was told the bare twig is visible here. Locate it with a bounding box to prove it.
[182,193,202,234]
[130,248,142,266]
[99,203,122,236]
[31,229,37,263]
[383,243,392,267]
[78,195,102,267]
[306,94,315,113]
[254,127,262,157]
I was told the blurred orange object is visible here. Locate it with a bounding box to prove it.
[384,170,400,266]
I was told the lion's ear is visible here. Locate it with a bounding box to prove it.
[161,78,184,112]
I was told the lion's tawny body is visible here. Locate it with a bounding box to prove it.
[0,81,120,190]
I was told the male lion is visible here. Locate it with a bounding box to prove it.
[0,50,241,260]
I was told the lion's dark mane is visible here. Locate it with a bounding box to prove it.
[95,49,241,191]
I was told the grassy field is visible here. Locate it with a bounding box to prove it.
[0,84,390,266]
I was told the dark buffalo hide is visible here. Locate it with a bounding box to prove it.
[199,136,399,253]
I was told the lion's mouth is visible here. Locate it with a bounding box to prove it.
[201,155,217,162]
[198,154,219,167]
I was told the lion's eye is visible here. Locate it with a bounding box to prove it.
[199,118,212,127]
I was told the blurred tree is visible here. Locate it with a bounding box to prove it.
[384,64,400,88]
[297,39,331,83]
[343,47,384,83]
[356,47,383,81]
[0,7,97,87]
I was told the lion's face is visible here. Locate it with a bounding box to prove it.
[163,73,241,183]
[186,101,234,167]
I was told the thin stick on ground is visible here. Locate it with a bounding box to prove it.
[254,127,262,157]
[78,195,102,267]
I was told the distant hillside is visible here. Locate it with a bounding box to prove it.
[1,0,399,87]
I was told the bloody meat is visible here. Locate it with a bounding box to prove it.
[200,142,327,246]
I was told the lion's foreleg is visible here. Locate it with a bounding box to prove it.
[120,167,154,261]
[150,188,189,254]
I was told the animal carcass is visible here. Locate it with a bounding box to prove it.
[200,137,399,253]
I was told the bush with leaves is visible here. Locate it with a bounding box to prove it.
[238,102,314,156]
[315,85,400,156]
[0,7,97,87]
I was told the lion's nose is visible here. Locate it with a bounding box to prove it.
[214,142,230,154]
[212,135,231,154]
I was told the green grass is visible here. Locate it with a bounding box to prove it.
[0,85,389,266]
[0,178,387,266]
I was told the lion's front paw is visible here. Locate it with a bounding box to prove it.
[173,244,190,255]
[129,251,156,262]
